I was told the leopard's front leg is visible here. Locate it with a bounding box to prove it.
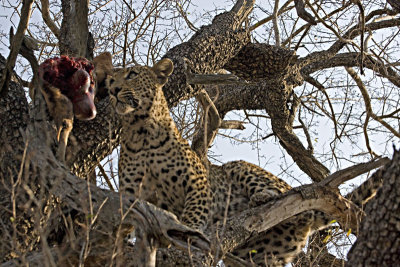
[181,175,211,231]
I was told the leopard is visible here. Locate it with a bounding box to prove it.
[105,58,383,266]
[106,58,211,230]
[208,160,384,267]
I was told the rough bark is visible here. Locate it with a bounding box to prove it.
[346,150,400,266]
[0,55,29,261]
[162,1,252,107]
[59,0,92,58]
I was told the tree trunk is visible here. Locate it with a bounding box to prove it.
[346,150,400,266]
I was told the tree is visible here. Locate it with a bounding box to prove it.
[0,0,399,266]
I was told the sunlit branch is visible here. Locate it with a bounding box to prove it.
[272,0,281,46]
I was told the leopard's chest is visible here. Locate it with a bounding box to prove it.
[118,133,192,216]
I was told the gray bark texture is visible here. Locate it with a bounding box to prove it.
[346,150,400,267]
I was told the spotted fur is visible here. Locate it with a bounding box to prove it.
[107,58,211,230]
[209,160,383,266]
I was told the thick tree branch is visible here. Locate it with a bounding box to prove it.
[346,149,400,266]
[321,157,390,188]
[302,52,400,88]
[39,0,61,39]
[192,89,222,161]
[220,120,246,130]
[295,0,317,25]
[59,0,91,58]
[300,17,400,67]
[212,76,329,182]
[162,1,252,106]
[0,55,28,174]
[0,0,34,96]
[224,43,298,81]
[346,67,400,138]
[388,0,400,13]
[242,185,360,235]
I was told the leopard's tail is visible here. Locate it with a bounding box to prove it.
[344,167,385,207]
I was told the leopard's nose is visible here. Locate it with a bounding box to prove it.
[112,87,122,95]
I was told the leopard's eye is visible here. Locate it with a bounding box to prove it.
[127,70,138,79]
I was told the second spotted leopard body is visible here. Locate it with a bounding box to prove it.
[210,160,383,266]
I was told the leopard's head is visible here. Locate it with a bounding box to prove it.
[106,58,173,116]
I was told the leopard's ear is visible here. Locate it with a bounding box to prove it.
[152,58,173,85]
[93,52,113,98]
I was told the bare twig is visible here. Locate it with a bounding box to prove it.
[176,2,198,32]
[345,67,400,138]
[97,164,115,192]
[192,89,221,159]
[298,108,314,153]
[249,0,293,31]
[321,157,390,188]
[282,2,351,46]
[304,0,355,45]
[350,0,365,74]
[304,75,339,140]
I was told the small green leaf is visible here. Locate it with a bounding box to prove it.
[329,219,337,224]
[249,249,257,254]
[10,217,15,222]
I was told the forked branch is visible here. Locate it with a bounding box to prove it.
[0,0,34,96]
